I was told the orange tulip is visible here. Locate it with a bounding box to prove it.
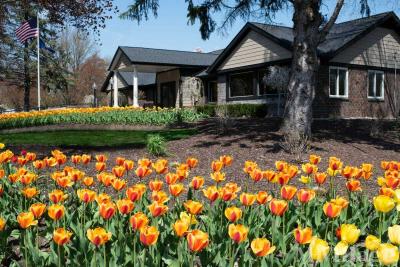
[165,172,179,185]
[0,217,5,231]
[33,160,45,169]
[228,224,248,243]
[251,238,276,257]
[29,203,46,219]
[20,173,37,185]
[152,159,168,174]
[116,199,135,215]
[53,228,72,246]
[186,157,198,169]
[297,189,316,204]
[87,227,111,246]
[341,166,355,179]
[268,199,288,216]
[112,166,125,178]
[126,186,144,202]
[309,154,321,165]
[294,226,313,244]
[95,154,107,163]
[323,202,342,218]
[187,229,209,252]
[224,206,242,222]
[151,190,169,203]
[380,187,395,197]
[275,161,287,172]
[0,169,4,179]
[257,191,272,205]
[82,176,94,187]
[135,166,152,179]
[219,187,237,202]
[169,183,185,197]
[250,168,263,182]
[99,202,116,220]
[22,187,39,199]
[240,193,257,206]
[130,212,149,231]
[140,226,159,246]
[81,154,91,164]
[184,200,203,215]
[280,185,297,200]
[56,176,74,188]
[138,158,152,167]
[330,197,349,209]
[263,170,277,182]
[302,163,317,175]
[203,186,220,202]
[190,176,204,190]
[95,162,106,172]
[173,219,190,237]
[49,190,68,204]
[111,178,126,191]
[220,155,233,167]
[314,172,327,185]
[149,180,163,191]
[95,193,112,205]
[115,157,125,166]
[71,155,81,165]
[210,171,225,183]
[211,160,223,172]
[244,161,258,174]
[48,204,65,221]
[17,212,38,229]
[176,169,189,181]
[148,202,169,217]
[346,179,362,192]
[77,189,96,203]
[123,160,134,172]
[329,157,342,171]
[224,182,241,193]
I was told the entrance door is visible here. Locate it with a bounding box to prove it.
[160,82,177,108]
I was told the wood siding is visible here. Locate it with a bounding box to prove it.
[218,31,291,71]
[332,27,400,68]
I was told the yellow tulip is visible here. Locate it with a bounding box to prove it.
[377,243,399,265]
[388,225,400,245]
[365,235,381,251]
[373,195,395,213]
[309,237,330,262]
[340,224,360,245]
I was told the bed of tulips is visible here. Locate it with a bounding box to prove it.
[0,106,205,129]
[0,144,400,266]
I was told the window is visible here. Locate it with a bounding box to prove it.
[368,70,384,100]
[208,81,218,103]
[229,72,254,97]
[258,70,278,95]
[329,67,348,98]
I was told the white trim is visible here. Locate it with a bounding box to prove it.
[133,66,139,107]
[367,70,385,100]
[329,66,349,99]
[228,71,255,98]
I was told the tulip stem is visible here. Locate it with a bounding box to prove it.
[103,244,107,267]
[133,232,136,265]
[281,214,286,256]
[57,244,61,267]
[23,230,28,267]
[229,241,235,267]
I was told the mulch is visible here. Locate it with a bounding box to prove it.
[5,118,400,198]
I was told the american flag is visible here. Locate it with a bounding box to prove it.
[15,18,38,43]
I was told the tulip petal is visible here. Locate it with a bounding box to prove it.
[334,241,349,256]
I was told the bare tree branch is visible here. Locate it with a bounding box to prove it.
[319,0,344,42]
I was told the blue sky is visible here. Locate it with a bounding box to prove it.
[98,0,399,59]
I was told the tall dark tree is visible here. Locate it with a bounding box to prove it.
[0,0,115,110]
[120,0,390,140]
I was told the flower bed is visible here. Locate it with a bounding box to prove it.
[0,145,399,266]
[0,106,206,129]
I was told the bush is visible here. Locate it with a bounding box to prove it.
[146,134,167,156]
[195,104,267,118]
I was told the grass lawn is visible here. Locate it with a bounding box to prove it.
[0,128,197,147]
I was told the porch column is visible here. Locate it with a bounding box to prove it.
[113,72,119,107]
[133,66,139,107]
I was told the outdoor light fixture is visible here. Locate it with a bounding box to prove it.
[92,82,97,107]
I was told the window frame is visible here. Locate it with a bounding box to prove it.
[257,70,279,96]
[367,70,385,100]
[329,66,349,99]
[228,71,255,98]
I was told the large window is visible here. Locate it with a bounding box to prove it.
[258,70,278,95]
[229,72,254,97]
[329,67,348,98]
[208,81,218,103]
[368,70,384,100]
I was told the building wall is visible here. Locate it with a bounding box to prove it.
[313,65,400,119]
[218,31,291,71]
[217,75,227,104]
[332,27,400,69]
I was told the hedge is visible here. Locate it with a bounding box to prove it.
[195,104,268,118]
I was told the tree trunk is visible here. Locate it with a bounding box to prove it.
[23,11,30,111]
[282,0,323,138]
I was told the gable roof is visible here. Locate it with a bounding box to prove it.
[108,46,221,71]
[208,11,400,72]
[100,71,156,92]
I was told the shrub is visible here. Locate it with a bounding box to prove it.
[195,104,267,118]
[146,134,167,156]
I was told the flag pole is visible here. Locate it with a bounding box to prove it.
[37,12,41,111]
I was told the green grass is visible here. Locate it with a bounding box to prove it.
[0,129,197,147]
